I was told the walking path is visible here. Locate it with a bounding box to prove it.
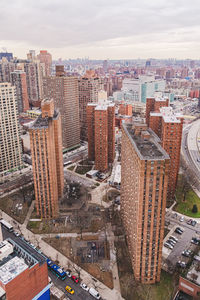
[0,207,124,300]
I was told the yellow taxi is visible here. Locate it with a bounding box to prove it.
[65,285,75,294]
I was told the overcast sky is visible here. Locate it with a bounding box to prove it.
[1,0,200,60]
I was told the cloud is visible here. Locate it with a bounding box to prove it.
[0,0,200,58]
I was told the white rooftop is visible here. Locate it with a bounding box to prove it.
[160,107,181,123]
[0,256,28,285]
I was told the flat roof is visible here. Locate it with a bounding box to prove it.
[123,123,169,160]
[0,256,28,285]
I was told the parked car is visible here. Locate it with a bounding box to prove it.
[175,227,183,234]
[179,216,184,222]
[169,236,178,242]
[167,239,176,246]
[164,243,173,250]
[66,270,71,278]
[177,261,186,268]
[80,283,89,291]
[71,275,79,283]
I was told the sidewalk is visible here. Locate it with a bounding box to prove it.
[0,209,124,300]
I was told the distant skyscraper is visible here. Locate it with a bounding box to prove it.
[43,68,80,149]
[0,52,13,62]
[0,58,15,83]
[121,123,169,283]
[37,50,52,76]
[29,99,64,218]
[24,61,43,104]
[11,70,29,113]
[78,70,103,140]
[87,101,115,171]
[0,83,22,175]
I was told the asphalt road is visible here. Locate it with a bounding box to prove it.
[2,227,96,300]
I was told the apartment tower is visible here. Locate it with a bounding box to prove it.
[87,102,115,171]
[37,50,52,77]
[0,83,22,176]
[43,66,80,149]
[24,61,43,104]
[29,99,64,218]
[78,70,102,140]
[11,70,29,113]
[121,123,169,283]
[149,106,183,204]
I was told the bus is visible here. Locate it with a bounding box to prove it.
[0,219,14,232]
[63,161,72,167]
[47,259,66,280]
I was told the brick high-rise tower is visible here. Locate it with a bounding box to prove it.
[146,97,169,127]
[149,106,183,204]
[29,99,64,218]
[121,123,169,284]
[43,69,80,150]
[11,70,29,113]
[0,83,22,176]
[87,102,115,171]
[37,50,52,77]
[78,70,102,140]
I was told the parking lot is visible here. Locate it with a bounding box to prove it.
[162,212,200,272]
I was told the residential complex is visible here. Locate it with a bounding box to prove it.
[10,70,29,113]
[0,83,22,176]
[87,102,115,171]
[43,67,80,150]
[78,70,102,140]
[29,98,64,218]
[121,123,169,283]
[146,97,183,204]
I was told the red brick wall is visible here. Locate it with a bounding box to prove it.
[0,262,48,300]
[179,277,200,299]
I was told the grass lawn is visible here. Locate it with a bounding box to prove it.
[175,176,200,218]
[75,165,92,175]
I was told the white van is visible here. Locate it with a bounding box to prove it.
[89,287,101,299]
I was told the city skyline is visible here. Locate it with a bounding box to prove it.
[1,0,200,60]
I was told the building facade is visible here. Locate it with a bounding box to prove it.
[10,70,29,113]
[148,103,183,204]
[24,61,43,104]
[87,102,115,171]
[37,50,52,77]
[43,72,80,150]
[78,70,102,140]
[0,237,50,300]
[29,99,64,218]
[0,83,22,176]
[121,123,169,283]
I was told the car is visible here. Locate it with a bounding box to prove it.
[66,270,71,278]
[65,286,74,294]
[182,250,190,257]
[14,231,20,237]
[169,236,178,242]
[80,283,89,291]
[177,261,186,268]
[191,238,200,245]
[179,216,184,222]
[164,243,173,250]
[167,239,176,246]
[175,227,183,234]
[187,219,192,225]
[191,220,197,227]
[71,275,79,283]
